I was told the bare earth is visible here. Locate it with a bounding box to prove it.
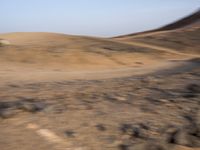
[0,25,200,150]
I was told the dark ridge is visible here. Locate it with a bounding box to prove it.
[156,10,200,31]
[114,9,200,38]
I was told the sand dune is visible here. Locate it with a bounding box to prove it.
[0,32,186,83]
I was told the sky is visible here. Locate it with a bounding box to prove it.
[0,0,200,37]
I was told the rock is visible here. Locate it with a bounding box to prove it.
[0,100,46,118]
[183,83,200,98]
[95,124,106,131]
[33,102,46,112]
[120,124,133,134]
[0,102,16,109]
[0,108,16,119]
[183,93,197,98]
[175,130,190,146]
[115,96,127,102]
[18,101,46,113]
[138,123,150,130]
[183,114,200,137]
[166,126,200,147]
[65,130,75,138]
[119,123,146,139]
[118,144,129,150]
[166,127,180,144]
[186,84,200,93]
[0,102,18,119]
[131,126,141,138]
[106,94,128,103]
[0,39,10,46]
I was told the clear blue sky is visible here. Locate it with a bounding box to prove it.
[1,0,200,37]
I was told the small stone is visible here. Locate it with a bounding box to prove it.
[176,131,194,147]
[19,101,46,113]
[0,108,16,119]
[118,144,129,150]
[120,124,133,134]
[183,83,200,98]
[166,128,180,144]
[186,84,200,93]
[65,130,75,138]
[96,124,106,131]
[0,102,18,119]
[115,96,127,101]
[131,127,141,138]
[139,123,150,130]
[166,127,200,147]
[119,123,145,139]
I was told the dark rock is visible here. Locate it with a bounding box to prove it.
[139,123,150,130]
[186,84,200,93]
[166,128,180,144]
[18,102,35,112]
[33,102,46,112]
[120,124,133,134]
[120,123,145,139]
[183,114,200,137]
[183,114,195,123]
[0,108,16,119]
[140,104,155,113]
[96,124,106,131]
[0,102,17,109]
[0,102,18,119]
[183,83,200,98]
[18,101,46,113]
[175,130,198,147]
[166,126,200,147]
[135,62,143,65]
[131,127,141,138]
[145,97,164,105]
[118,144,129,150]
[183,93,197,98]
[0,100,47,118]
[65,130,75,138]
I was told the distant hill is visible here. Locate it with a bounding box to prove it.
[114,9,200,55]
[0,32,170,73]
[156,9,200,30]
[116,9,200,38]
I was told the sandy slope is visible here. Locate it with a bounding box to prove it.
[0,32,188,83]
[116,27,200,55]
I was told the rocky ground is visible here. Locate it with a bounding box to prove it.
[0,58,199,150]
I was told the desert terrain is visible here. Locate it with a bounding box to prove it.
[0,11,200,150]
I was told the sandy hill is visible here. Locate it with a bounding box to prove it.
[0,32,180,69]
